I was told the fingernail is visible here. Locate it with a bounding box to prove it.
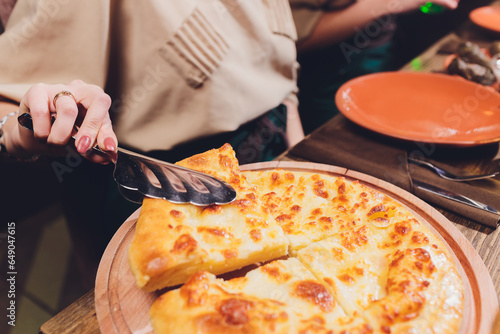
[104,137,116,151]
[77,136,91,154]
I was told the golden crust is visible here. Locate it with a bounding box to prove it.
[127,145,464,333]
[150,271,293,334]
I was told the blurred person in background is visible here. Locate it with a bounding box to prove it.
[289,0,459,134]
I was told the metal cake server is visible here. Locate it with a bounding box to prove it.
[18,113,237,205]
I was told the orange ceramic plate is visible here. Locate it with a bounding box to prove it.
[469,6,500,33]
[335,72,500,146]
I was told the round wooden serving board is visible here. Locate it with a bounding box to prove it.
[95,161,499,334]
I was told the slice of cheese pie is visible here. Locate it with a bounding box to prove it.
[128,144,289,290]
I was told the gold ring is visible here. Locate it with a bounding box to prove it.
[53,90,76,106]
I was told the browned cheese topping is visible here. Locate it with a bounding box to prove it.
[292,280,335,313]
[172,234,198,254]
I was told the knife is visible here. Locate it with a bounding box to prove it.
[413,180,500,216]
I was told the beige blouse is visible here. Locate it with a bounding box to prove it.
[0,0,298,152]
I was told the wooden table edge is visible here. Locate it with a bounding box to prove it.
[38,290,100,334]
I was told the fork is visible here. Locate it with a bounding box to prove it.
[408,155,499,182]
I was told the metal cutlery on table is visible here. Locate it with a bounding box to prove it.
[18,113,237,206]
[408,155,499,182]
[412,180,500,217]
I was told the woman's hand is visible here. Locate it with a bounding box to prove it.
[282,98,304,147]
[10,80,116,164]
[387,0,459,14]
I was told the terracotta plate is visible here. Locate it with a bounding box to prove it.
[95,161,498,334]
[335,72,500,146]
[469,6,500,34]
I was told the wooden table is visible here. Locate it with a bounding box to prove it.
[40,4,500,334]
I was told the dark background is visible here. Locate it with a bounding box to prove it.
[393,0,495,68]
